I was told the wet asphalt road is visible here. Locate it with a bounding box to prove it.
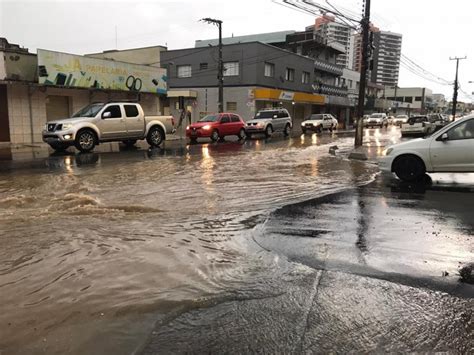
[0,127,473,354]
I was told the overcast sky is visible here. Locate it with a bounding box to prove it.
[1,0,473,101]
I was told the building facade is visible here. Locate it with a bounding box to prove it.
[371,31,403,87]
[0,38,167,145]
[161,42,325,126]
[384,87,433,115]
[313,15,354,70]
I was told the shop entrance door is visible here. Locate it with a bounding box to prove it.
[0,85,10,142]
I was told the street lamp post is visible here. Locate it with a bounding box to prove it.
[201,18,224,113]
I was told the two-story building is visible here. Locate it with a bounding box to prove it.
[161,41,325,125]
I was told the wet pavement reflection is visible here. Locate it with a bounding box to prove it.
[0,127,473,354]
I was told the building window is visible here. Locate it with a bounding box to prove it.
[177,65,192,78]
[415,96,422,102]
[264,62,275,77]
[285,68,295,82]
[348,79,353,88]
[200,63,208,70]
[224,62,239,76]
[227,102,237,111]
[302,71,310,84]
[404,96,413,103]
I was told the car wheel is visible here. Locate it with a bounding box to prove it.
[238,128,246,140]
[74,129,96,153]
[393,155,426,182]
[122,139,137,147]
[283,124,291,137]
[49,142,69,151]
[302,128,307,134]
[316,125,323,133]
[210,130,219,142]
[264,125,273,138]
[147,126,164,147]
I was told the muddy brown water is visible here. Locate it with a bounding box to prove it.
[0,133,384,354]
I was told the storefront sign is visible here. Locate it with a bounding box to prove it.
[279,91,294,101]
[37,49,167,94]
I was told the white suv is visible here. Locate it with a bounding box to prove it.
[379,113,474,181]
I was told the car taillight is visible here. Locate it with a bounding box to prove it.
[171,117,175,126]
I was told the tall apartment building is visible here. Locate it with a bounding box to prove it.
[352,27,402,88]
[371,31,402,87]
[313,15,354,69]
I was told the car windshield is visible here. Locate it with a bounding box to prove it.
[198,114,219,122]
[407,116,428,124]
[308,114,324,120]
[254,111,277,119]
[370,114,384,118]
[72,103,105,118]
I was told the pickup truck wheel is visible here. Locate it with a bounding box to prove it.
[75,129,96,153]
[122,139,137,147]
[283,124,291,137]
[147,126,164,147]
[264,125,273,138]
[238,128,246,140]
[49,142,69,151]
[210,130,219,142]
[393,155,426,182]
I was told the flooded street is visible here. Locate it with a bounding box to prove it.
[1,128,473,354]
[1,132,377,354]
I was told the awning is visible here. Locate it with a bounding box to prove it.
[253,88,325,105]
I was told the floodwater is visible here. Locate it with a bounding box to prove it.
[0,132,378,354]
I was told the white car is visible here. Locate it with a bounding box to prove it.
[365,113,388,128]
[301,114,338,133]
[379,113,474,181]
[393,114,409,126]
[401,115,433,137]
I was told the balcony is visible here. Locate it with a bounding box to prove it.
[313,82,348,97]
[314,58,344,76]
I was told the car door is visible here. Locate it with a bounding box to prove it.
[219,115,231,136]
[97,104,127,139]
[124,104,144,138]
[272,111,283,131]
[429,118,474,172]
[230,114,242,134]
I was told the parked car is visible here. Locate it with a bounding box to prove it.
[393,114,409,126]
[428,113,450,133]
[365,113,388,128]
[186,113,246,142]
[379,113,474,181]
[301,114,338,133]
[401,115,433,137]
[42,102,176,152]
[245,108,292,138]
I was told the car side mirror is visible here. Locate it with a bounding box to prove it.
[102,111,112,119]
[440,133,448,142]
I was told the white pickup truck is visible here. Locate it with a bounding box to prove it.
[42,102,175,152]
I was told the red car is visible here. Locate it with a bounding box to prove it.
[186,113,246,142]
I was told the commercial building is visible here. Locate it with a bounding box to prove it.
[0,38,168,146]
[384,87,433,115]
[161,41,325,125]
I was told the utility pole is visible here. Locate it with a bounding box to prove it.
[449,56,466,119]
[201,18,224,113]
[355,0,371,147]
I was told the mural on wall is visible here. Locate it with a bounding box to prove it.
[37,49,167,94]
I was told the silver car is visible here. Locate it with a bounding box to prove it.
[245,108,292,138]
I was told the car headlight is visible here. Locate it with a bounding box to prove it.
[202,125,211,130]
[61,123,73,130]
[256,123,264,128]
[384,148,394,156]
